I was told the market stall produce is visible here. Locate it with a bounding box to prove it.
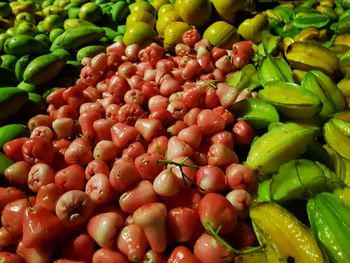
[1,0,350,262]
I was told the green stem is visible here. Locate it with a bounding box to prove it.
[157,158,204,191]
[204,79,218,89]
[205,222,263,255]
[157,159,201,169]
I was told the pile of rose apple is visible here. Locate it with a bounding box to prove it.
[0,29,260,263]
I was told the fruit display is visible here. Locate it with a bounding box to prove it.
[1,0,350,262]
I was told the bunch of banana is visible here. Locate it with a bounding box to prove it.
[258,81,322,119]
[269,159,342,203]
[307,192,350,263]
[285,42,339,75]
[323,117,350,160]
[245,122,316,178]
[250,202,326,263]
[257,56,294,86]
[324,144,350,186]
[301,69,346,119]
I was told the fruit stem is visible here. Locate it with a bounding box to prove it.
[204,79,218,89]
[205,222,263,255]
[157,158,204,191]
[157,159,201,169]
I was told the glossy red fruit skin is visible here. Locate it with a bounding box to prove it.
[1,197,36,238]
[119,180,157,214]
[197,193,237,234]
[117,224,148,262]
[3,137,27,162]
[232,120,256,145]
[167,207,198,243]
[0,187,25,211]
[168,246,200,263]
[61,233,96,263]
[194,233,234,263]
[92,248,129,263]
[22,206,65,248]
[22,137,55,165]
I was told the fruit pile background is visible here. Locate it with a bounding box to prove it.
[1,0,350,262]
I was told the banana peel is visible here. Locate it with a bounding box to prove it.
[250,202,325,263]
[245,122,316,178]
[285,42,339,76]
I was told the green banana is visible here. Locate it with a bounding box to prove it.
[307,192,350,263]
[285,42,339,75]
[257,56,294,86]
[270,159,342,203]
[0,152,14,176]
[324,117,350,160]
[3,35,49,56]
[229,98,280,129]
[245,122,316,178]
[0,124,28,149]
[258,81,322,119]
[17,81,37,93]
[111,1,129,24]
[0,87,28,123]
[76,45,106,62]
[23,49,70,86]
[0,66,19,86]
[63,18,94,31]
[15,55,33,82]
[16,93,46,119]
[0,54,17,71]
[52,24,105,50]
[301,70,345,118]
[250,202,325,263]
